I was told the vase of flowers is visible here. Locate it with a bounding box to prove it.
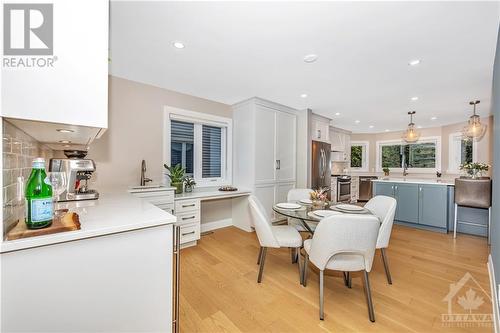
[164,163,186,194]
[383,166,390,177]
[459,162,489,179]
[184,176,196,193]
[310,187,329,207]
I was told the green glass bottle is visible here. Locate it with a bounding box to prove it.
[25,158,53,229]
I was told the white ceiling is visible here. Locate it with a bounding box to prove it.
[109,1,500,133]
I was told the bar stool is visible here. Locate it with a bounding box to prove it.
[454,178,492,243]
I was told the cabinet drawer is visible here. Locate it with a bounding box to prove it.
[133,191,174,205]
[175,199,200,213]
[179,222,200,244]
[175,211,201,225]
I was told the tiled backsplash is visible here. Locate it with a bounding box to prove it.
[3,120,53,237]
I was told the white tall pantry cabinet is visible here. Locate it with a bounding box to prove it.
[232,98,297,218]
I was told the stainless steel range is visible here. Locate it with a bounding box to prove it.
[333,174,351,202]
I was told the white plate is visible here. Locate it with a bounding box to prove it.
[276,203,301,210]
[335,204,365,211]
[312,210,341,217]
[299,199,312,204]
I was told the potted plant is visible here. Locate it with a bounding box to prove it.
[310,187,329,207]
[164,164,186,194]
[184,176,196,193]
[383,166,390,177]
[460,162,489,179]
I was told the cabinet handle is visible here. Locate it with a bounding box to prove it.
[182,231,196,236]
[182,216,196,220]
[182,204,196,208]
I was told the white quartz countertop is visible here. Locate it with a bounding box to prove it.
[1,192,176,253]
[174,187,252,200]
[372,178,455,186]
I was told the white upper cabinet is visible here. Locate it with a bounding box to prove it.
[310,114,330,143]
[1,0,109,129]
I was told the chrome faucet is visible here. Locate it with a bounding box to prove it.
[403,163,409,177]
[140,160,153,186]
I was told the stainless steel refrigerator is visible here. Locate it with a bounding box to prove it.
[311,140,332,199]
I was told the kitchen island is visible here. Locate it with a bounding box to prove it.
[1,192,177,332]
[373,178,489,237]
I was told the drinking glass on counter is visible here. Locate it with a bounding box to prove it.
[48,172,67,217]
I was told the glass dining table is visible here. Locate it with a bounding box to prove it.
[272,201,375,235]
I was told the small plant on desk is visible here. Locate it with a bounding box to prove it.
[184,177,196,193]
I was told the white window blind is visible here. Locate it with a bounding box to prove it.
[202,125,222,178]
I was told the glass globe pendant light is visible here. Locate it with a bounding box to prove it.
[402,111,420,143]
[462,100,486,140]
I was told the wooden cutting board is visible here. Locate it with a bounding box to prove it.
[6,210,81,241]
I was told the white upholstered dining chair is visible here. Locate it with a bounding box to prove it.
[364,195,397,285]
[302,214,380,321]
[248,195,303,283]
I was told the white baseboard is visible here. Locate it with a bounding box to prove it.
[201,219,233,233]
[488,254,499,333]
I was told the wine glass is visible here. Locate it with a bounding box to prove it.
[48,172,67,217]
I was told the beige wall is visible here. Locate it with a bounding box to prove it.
[89,76,233,225]
[350,116,493,177]
[89,76,232,189]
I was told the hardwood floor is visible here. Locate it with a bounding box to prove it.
[180,225,492,333]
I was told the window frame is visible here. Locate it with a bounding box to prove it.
[350,141,369,172]
[164,106,233,187]
[375,136,441,173]
[447,132,478,174]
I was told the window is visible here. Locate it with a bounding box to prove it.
[350,141,369,172]
[448,133,476,173]
[171,120,194,176]
[376,137,441,172]
[165,107,232,187]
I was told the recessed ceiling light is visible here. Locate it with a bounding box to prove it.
[172,41,185,49]
[335,112,341,116]
[411,97,419,101]
[369,125,374,129]
[303,54,318,63]
[56,128,74,133]
[59,140,71,144]
[385,129,390,132]
[355,120,360,124]
[408,59,421,66]
[417,125,423,129]
[300,93,308,98]
[431,116,437,120]
[64,144,71,148]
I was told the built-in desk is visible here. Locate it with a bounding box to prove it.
[129,186,252,247]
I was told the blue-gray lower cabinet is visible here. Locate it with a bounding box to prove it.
[373,182,449,232]
[374,183,396,198]
[394,184,419,224]
[418,184,448,228]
